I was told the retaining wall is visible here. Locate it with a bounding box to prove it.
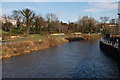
[99,40,120,61]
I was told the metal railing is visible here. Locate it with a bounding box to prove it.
[101,38,119,49]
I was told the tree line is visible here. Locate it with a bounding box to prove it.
[1,8,118,36]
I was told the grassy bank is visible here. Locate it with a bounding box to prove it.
[1,36,68,59]
[82,33,103,40]
[1,34,103,59]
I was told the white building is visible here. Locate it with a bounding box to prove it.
[0,17,17,26]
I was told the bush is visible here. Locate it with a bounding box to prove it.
[12,27,25,34]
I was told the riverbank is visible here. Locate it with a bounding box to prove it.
[1,36,69,59]
[1,34,102,59]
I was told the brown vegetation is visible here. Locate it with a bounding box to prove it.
[2,36,68,59]
[1,34,102,59]
[82,34,103,40]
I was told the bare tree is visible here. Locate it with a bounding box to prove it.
[77,16,89,33]
[34,15,45,34]
[110,19,115,24]
[77,16,98,33]
[109,19,118,35]
[45,13,59,33]
[12,10,22,28]
[100,16,109,23]
[2,15,13,36]
[100,16,110,34]
[46,13,59,22]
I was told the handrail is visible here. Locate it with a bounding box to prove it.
[100,38,119,49]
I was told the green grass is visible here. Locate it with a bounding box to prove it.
[0,30,9,34]
[2,33,103,42]
[2,34,48,42]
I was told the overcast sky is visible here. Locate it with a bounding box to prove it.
[2,2,118,23]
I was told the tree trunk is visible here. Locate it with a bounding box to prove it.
[26,27,30,36]
[10,28,12,37]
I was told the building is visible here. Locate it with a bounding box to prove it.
[0,17,17,26]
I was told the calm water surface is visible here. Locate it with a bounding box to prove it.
[2,40,120,78]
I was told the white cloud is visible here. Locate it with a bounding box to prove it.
[95,2,117,10]
[84,2,118,13]
[84,8,103,13]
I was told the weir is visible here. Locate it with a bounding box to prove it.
[65,37,84,42]
[65,34,84,42]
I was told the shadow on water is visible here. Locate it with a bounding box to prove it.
[100,48,120,79]
[66,40,120,79]
[2,40,120,79]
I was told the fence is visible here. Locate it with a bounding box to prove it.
[100,38,119,49]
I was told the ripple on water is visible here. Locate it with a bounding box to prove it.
[2,40,120,78]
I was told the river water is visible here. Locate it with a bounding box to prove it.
[2,40,120,78]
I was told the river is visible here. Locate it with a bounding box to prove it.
[2,40,120,78]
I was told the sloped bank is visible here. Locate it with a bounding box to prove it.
[1,34,102,59]
[1,37,69,59]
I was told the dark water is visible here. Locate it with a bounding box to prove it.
[2,40,120,78]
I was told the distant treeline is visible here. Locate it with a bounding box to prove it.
[1,8,118,36]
